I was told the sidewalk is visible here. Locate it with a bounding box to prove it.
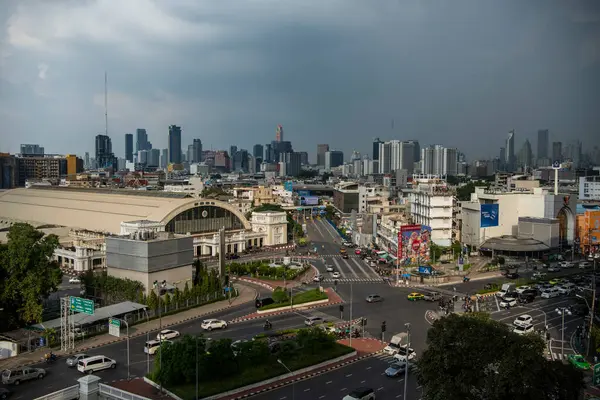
[0,283,257,371]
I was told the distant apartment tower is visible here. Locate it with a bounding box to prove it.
[95,134,117,169]
[20,144,44,155]
[265,143,273,163]
[552,142,562,162]
[160,149,168,169]
[136,129,151,152]
[276,125,284,142]
[378,140,415,174]
[253,144,264,159]
[317,144,329,166]
[84,152,90,169]
[188,139,202,163]
[230,146,238,159]
[125,133,134,162]
[168,125,182,164]
[325,151,344,171]
[419,145,457,176]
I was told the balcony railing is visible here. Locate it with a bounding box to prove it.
[34,384,79,400]
[99,383,153,400]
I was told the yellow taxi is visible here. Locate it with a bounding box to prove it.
[549,278,561,285]
[407,292,425,301]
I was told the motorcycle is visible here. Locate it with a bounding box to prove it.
[263,322,272,331]
[463,276,470,282]
[44,353,57,363]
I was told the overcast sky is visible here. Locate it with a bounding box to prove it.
[1,0,599,161]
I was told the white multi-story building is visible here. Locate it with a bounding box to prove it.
[580,176,600,201]
[408,175,454,246]
[378,140,415,174]
[358,185,391,213]
[420,145,458,176]
[460,187,578,249]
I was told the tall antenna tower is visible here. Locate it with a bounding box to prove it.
[104,71,108,136]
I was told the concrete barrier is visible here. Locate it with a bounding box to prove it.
[256,298,329,314]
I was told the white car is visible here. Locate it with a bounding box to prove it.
[579,261,592,269]
[144,339,172,355]
[201,319,228,331]
[548,266,561,272]
[532,272,547,279]
[558,284,575,295]
[513,314,533,327]
[69,277,81,284]
[325,265,334,272]
[500,297,517,308]
[513,324,534,335]
[156,329,180,341]
[313,275,323,282]
[393,345,416,362]
[332,271,341,279]
[304,316,324,326]
[516,286,531,294]
[559,261,574,269]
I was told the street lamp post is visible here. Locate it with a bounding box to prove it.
[277,359,295,400]
[404,323,411,400]
[153,280,167,392]
[142,308,150,375]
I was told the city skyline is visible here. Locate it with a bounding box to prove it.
[1,1,599,159]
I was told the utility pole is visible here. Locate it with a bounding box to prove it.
[404,323,411,399]
[349,283,353,347]
[588,256,597,357]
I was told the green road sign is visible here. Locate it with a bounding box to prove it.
[108,318,120,337]
[70,296,94,315]
[109,318,120,327]
[594,363,600,386]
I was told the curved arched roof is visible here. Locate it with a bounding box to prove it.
[0,187,250,234]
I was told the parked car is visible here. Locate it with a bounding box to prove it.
[518,294,535,304]
[547,266,561,272]
[532,271,547,279]
[1,367,46,385]
[516,285,532,294]
[201,319,228,331]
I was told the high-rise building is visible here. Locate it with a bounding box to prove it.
[265,144,273,163]
[552,142,563,162]
[230,146,238,159]
[280,152,301,176]
[372,138,382,161]
[160,149,168,169]
[317,144,329,166]
[186,139,203,163]
[20,144,44,155]
[499,147,506,170]
[136,129,151,152]
[517,139,533,170]
[168,125,182,164]
[408,140,421,162]
[0,154,18,188]
[276,124,284,142]
[442,147,458,176]
[84,152,90,169]
[95,134,117,169]
[537,129,549,160]
[378,140,415,174]
[325,151,344,171]
[148,149,160,167]
[419,145,457,176]
[65,154,84,178]
[233,149,249,172]
[253,144,264,160]
[564,140,582,168]
[506,130,515,172]
[125,133,133,162]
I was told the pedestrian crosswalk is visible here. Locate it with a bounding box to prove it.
[550,351,575,361]
[322,254,362,258]
[322,278,386,284]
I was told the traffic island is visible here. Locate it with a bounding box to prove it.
[146,328,356,400]
[230,288,344,322]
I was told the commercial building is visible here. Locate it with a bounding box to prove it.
[579,176,600,202]
[0,153,18,189]
[20,144,44,155]
[95,134,117,169]
[537,129,549,165]
[577,210,600,256]
[460,187,577,251]
[136,128,151,152]
[408,175,455,247]
[65,154,84,179]
[124,133,133,162]
[325,151,344,171]
[333,182,359,214]
[317,144,329,166]
[168,125,182,164]
[17,156,66,186]
[552,141,563,162]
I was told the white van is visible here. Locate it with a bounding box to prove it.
[144,339,172,355]
[541,287,560,299]
[77,355,116,374]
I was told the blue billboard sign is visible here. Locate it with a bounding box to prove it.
[298,190,311,196]
[284,181,293,192]
[418,266,433,275]
[480,204,499,228]
[301,196,319,206]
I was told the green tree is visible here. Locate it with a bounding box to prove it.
[417,314,584,400]
[163,293,171,313]
[272,287,289,303]
[0,223,63,326]
[173,288,181,309]
[183,282,191,306]
[429,243,443,262]
[147,290,158,311]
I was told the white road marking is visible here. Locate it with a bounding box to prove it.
[331,257,348,279]
[340,387,347,391]
[326,381,333,384]
[361,380,366,383]
[279,397,287,400]
[341,257,360,278]
[366,366,372,370]
[351,257,373,278]
[346,374,352,377]
[377,387,384,391]
[304,388,311,392]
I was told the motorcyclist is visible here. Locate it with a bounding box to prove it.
[264,319,272,329]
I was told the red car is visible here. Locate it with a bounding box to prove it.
[355,249,362,255]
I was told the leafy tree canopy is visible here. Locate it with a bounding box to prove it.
[417,314,584,400]
[253,203,284,212]
[456,181,491,201]
[0,223,63,326]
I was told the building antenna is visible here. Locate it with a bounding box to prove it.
[104,71,108,136]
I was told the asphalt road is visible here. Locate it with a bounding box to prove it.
[250,352,423,400]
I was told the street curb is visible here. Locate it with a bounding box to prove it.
[0,288,257,370]
[227,350,384,400]
[234,277,275,292]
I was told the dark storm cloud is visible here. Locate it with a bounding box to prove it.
[0,0,599,160]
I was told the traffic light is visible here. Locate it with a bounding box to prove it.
[339,304,344,312]
[381,321,387,333]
